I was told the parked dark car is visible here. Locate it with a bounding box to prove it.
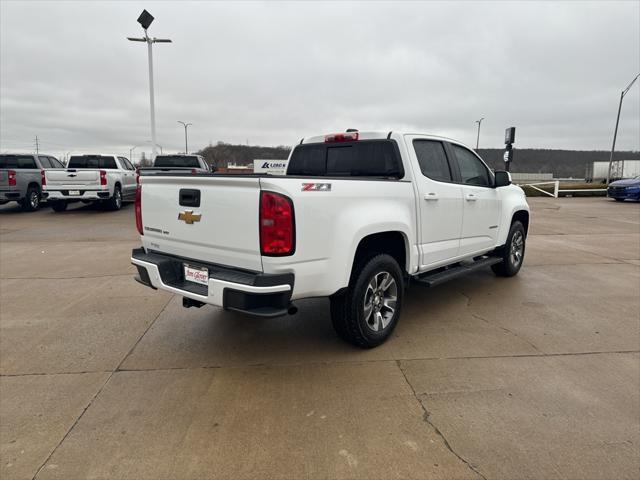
[607,176,640,202]
[0,154,65,211]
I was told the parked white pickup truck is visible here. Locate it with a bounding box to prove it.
[44,154,137,211]
[132,131,529,347]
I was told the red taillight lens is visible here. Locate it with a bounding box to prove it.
[40,169,46,187]
[100,170,107,186]
[260,191,294,256]
[135,185,143,235]
[8,170,16,186]
[325,132,359,143]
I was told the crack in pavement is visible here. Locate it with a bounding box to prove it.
[30,295,173,480]
[396,360,488,480]
[472,313,543,354]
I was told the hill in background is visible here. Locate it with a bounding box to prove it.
[198,142,639,178]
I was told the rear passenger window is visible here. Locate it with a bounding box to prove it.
[452,145,491,187]
[288,140,403,178]
[49,157,64,168]
[0,156,37,169]
[38,156,52,168]
[413,140,451,182]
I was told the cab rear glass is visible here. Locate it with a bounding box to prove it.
[68,155,117,169]
[0,155,37,169]
[287,140,404,178]
[153,155,201,168]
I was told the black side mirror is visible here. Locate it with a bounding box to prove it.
[494,170,511,188]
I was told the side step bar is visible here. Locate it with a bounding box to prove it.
[413,256,502,287]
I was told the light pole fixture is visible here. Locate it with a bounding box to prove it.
[606,73,639,184]
[475,117,485,150]
[127,10,172,161]
[177,121,192,154]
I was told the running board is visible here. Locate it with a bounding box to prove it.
[413,257,502,287]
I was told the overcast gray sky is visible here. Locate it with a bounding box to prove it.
[1,0,639,161]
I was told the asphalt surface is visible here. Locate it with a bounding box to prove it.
[1,197,638,480]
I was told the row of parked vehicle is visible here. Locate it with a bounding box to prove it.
[0,153,211,212]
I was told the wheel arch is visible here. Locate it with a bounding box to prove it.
[512,209,530,236]
[349,231,409,282]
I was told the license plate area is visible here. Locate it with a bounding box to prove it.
[69,190,81,196]
[184,263,209,286]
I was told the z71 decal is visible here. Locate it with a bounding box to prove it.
[301,183,332,192]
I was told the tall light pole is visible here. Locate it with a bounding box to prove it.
[129,145,139,163]
[177,121,192,154]
[475,117,484,150]
[606,73,639,184]
[127,10,171,161]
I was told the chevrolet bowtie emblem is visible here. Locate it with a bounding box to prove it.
[178,210,202,224]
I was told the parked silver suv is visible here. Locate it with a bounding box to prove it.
[0,154,64,211]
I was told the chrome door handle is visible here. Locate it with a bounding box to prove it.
[424,193,439,201]
[465,194,477,201]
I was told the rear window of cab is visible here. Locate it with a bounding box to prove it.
[287,140,404,178]
[0,155,37,169]
[68,155,117,169]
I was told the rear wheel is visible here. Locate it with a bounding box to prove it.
[21,186,40,211]
[330,254,403,348]
[106,186,122,211]
[51,201,68,212]
[492,221,526,277]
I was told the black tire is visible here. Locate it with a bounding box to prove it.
[614,198,625,202]
[492,220,526,277]
[21,186,40,211]
[51,201,68,212]
[330,253,404,348]
[106,185,122,211]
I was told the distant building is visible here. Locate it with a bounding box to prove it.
[253,159,288,175]
[216,163,253,174]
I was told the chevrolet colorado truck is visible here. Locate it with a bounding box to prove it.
[0,154,64,211]
[44,154,137,212]
[132,131,530,348]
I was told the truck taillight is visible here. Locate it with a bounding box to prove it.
[135,185,143,235]
[8,170,16,186]
[325,132,359,143]
[260,191,295,256]
[100,170,107,186]
[40,169,46,187]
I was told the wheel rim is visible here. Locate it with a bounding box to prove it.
[115,190,121,208]
[30,191,38,208]
[510,231,524,267]
[363,271,397,332]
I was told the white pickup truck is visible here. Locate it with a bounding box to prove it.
[44,154,137,211]
[132,131,529,348]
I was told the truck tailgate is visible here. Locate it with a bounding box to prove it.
[46,169,100,188]
[140,175,263,272]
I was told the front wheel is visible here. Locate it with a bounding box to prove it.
[330,254,404,348]
[492,221,526,277]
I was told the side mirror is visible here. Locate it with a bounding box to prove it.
[494,170,511,188]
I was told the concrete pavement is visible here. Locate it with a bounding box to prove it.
[1,198,638,479]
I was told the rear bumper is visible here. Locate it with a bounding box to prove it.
[0,189,23,201]
[45,188,110,201]
[131,248,294,317]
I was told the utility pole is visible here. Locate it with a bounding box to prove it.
[606,73,639,184]
[475,117,484,150]
[127,10,172,162]
[177,121,192,154]
[34,136,39,154]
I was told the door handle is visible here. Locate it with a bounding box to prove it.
[465,193,477,201]
[424,193,439,201]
